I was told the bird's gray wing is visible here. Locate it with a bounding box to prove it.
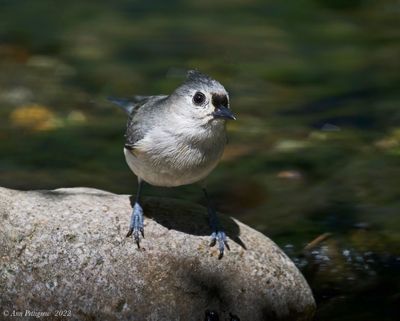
[108,95,167,151]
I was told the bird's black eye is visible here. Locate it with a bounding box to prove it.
[193,91,206,105]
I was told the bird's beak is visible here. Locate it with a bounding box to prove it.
[212,105,236,120]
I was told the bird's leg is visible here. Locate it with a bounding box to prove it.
[126,179,144,247]
[203,188,230,259]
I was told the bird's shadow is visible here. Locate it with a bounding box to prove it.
[130,196,247,250]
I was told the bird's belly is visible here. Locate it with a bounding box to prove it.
[124,146,223,187]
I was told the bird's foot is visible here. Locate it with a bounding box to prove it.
[126,202,144,247]
[210,230,230,259]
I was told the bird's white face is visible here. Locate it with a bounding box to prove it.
[172,74,235,125]
[184,88,230,121]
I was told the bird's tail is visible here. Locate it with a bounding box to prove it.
[107,96,137,114]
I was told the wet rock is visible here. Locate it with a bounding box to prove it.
[0,187,315,321]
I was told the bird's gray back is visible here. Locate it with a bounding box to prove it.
[125,95,168,148]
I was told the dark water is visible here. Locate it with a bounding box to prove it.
[0,1,399,320]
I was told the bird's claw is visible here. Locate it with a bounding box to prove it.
[210,230,230,259]
[126,202,144,248]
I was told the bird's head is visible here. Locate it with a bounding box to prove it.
[170,70,236,124]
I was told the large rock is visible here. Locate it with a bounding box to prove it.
[0,187,315,321]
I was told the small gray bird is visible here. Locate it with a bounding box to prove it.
[108,70,236,258]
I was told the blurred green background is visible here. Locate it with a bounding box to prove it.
[0,0,399,320]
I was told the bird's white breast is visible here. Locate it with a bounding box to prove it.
[124,123,226,187]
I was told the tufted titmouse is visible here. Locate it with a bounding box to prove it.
[108,70,236,257]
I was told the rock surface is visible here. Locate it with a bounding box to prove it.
[0,187,315,321]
